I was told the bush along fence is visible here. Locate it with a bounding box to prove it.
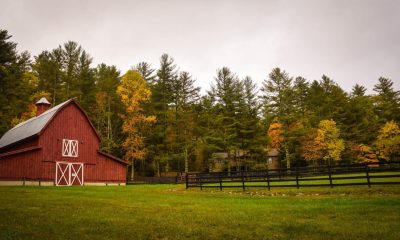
[185,162,400,190]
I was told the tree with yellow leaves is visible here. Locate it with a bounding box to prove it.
[117,70,156,180]
[303,119,344,165]
[375,121,400,161]
[318,119,345,164]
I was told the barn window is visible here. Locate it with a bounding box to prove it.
[62,139,78,157]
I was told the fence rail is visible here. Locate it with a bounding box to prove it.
[127,176,185,185]
[185,162,400,190]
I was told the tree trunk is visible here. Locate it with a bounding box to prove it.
[227,151,231,176]
[130,160,134,180]
[157,161,160,177]
[107,99,112,139]
[184,144,188,173]
[285,144,291,169]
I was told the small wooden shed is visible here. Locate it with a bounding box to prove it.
[0,98,128,186]
[267,148,280,170]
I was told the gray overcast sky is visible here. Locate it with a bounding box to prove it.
[1,0,399,93]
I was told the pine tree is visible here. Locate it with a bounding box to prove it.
[33,51,63,104]
[135,62,155,84]
[261,68,294,119]
[293,76,309,117]
[261,68,296,168]
[173,71,200,172]
[0,30,36,135]
[93,64,122,155]
[342,84,378,145]
[150,54,177,175]
[352,84,367,97]
[208,67,243,172]
[193,96,222,172]
[237,76,263,167]
[373,77,400,123]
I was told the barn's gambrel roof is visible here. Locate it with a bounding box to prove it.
[0,99,100,149]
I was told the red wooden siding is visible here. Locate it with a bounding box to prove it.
[0,150,42,180]
[0,100,127,183]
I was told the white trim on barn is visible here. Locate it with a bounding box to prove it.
[55,162,84,186]
[62,139,78,157]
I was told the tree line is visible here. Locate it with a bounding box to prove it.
[1,29,399,178]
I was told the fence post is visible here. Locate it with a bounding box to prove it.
[266,169,271,191]
[296,168,299,189]
[219,174,222,191]
[328,165,333,188]
[185,174,188,189]
[365,165,371,188]
[199,175,203,191]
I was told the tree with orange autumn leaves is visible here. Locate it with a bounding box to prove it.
[117,70,156,180]
[267,119,305,169]
[267,121,284,150]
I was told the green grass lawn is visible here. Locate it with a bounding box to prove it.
[0,185,400,240]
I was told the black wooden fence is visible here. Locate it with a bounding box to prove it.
[127,176,185,184]
[185,162,400,190]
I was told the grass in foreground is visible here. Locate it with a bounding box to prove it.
[0,185,399,240]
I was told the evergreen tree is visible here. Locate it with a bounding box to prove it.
[342,84,378,145]
[293,76,309,117]
[174,71,200,172]
[0,30,36,135]
[150,54,177,175]
[208,67,243,171]
[135,62,155,84]
[261,68,294,119]
[33,51,63,104]
[352,84,367,97]
[261,68,296,168]
[76,50,95,111]
[93,64,122,156]
[237,76,263,167]
[373,77,400,123]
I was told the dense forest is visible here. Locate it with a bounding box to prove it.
[1,29,400,178]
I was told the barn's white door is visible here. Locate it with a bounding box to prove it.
[55,162,84,186]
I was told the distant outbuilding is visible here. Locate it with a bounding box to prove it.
[0,98,128,186]
[266,148,280,170]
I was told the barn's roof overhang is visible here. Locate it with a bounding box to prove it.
[0,146,42,159]
[98,151,129,165]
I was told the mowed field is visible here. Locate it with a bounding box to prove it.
[0,185,400,240]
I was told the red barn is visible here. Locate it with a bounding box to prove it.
[0,98,128,186]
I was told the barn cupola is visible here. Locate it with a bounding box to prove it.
[36,97,51,116]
